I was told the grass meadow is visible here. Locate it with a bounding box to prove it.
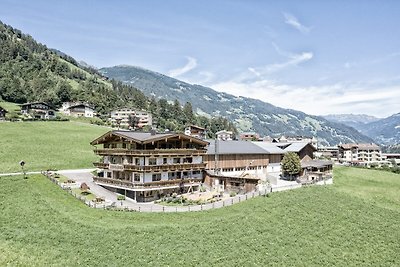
[0,167,399,266]
[0,121,108,173]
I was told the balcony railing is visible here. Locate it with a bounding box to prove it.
[94,148,207,156]
[93,162,206,172]
[93,176,202,190]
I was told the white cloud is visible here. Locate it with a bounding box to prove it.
[210,78,399,118]
[168,56,197,78]
[283,12,311,33]
[249,51,313,77]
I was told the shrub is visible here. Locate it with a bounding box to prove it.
[230,192,237,197]
[117,195,126,201]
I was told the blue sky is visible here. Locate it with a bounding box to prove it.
[1,0,399,117]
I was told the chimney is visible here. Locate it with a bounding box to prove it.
[150,129,157,136]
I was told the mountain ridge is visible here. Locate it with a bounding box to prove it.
[100,65,374,146]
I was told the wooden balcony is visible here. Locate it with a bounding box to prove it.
[93,162,109,169]
[93,162,206,172]
[93,176,202,190]
[93,148,207,156]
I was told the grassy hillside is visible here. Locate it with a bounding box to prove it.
[0,167,399,266]
[0,121,108,173]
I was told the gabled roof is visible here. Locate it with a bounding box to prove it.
[68,103,95,110]
[90,130,209,146]
[282,142,317,153]
[339,143,380,150]
[251,142,286,154]
[215,130,233,135]
[206,140,276,155]
[186,125,205,131]
[19,102,54,109]
[301,160,333,168]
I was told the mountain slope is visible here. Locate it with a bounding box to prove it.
[359,113,400,145]
[0,21,237,137]
[323,114,379,130]
[100,65,373,146]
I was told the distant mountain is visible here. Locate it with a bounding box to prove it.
[323,114,379,129]
[359,113,400,145]
[100,65,373,146]
[324,113,400,145]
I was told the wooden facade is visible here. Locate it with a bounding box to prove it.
[91,131,208,202]
[20,102,55,119]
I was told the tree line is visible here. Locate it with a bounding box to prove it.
[0,21,237,138]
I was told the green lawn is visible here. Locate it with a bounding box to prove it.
[0,167,399,266]
[0,101,20,112]
[0,121,108,173]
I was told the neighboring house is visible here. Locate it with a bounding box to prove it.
[316,146,339,161]
[185,125,206,139]
[239,132,260,141]
[60,102,96,118]
[382,153,400,166]
[276,142,317,161]
[338,143,382,165]
[300,159,333,183]
[91,130,208,202]
[203,140,285,192]
[20,102,55,119]
[273,135,318,147]
[0,106,7,120]
[67,103,96,118]
[215,130,233,141]
[110,108,152,129]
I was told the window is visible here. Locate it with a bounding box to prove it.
[134,173,140,182]
[148,158,157,165]
[122,143,127,149]
[152,173,161,181]
[183,157,193,163]
[173,158,180,164]
[163,158,168,164]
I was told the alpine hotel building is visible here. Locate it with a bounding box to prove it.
[91,130,208,202]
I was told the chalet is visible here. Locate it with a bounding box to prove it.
[110,108,152,129]
[215,130,234,140]
[0,106,7,120]
[239,132,260,141]
[91,130,208,202]
[61,102,96,118]
[67,103,95,118]
[338,143,382,166]
[203,140,285,193]
[20,102,55,119]
[185,125,206,139]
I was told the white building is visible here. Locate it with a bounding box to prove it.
[60,102,96,118]
[338,143,382,165]
[215,130,234,140]
[110,108,152,129]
